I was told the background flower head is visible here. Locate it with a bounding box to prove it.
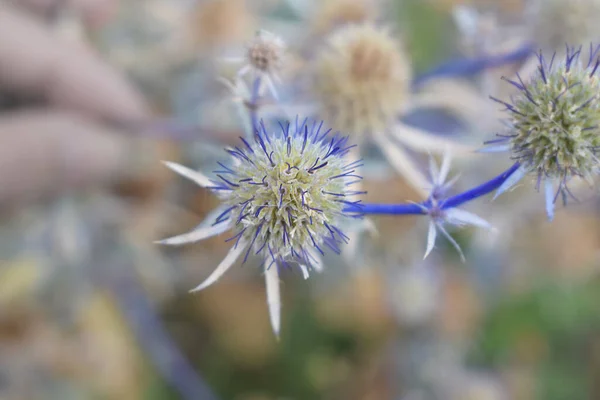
[312,23,411,140]
[490,45,600,219]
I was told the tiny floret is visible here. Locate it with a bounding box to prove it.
[313,24,411,139]
[218,120,362,265]
[156,119,363,336]
[311,0,375,35]
[246,30,285,74]
[487,46,600,220]
[226,30,286,99]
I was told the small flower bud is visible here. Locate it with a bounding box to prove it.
[246,30,285,74]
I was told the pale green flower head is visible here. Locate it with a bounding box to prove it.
[492,46,600,183]
[221,120,362,264]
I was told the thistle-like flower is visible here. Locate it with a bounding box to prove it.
[314,24,411,139]
[420,153,493,261]
[156,119,363,337]
[311,23,475,195]
[227,30,286,99]
[486,45,600,220]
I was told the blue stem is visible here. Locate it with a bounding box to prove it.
[352,203,426,215]
[413,43,534,87]
[440,162,521,209]
[351,163,521,216]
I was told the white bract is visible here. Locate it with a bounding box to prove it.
[157,120,363,337]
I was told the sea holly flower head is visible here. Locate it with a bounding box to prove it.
[156,118,364,337]
[420,153,493,261]
[246,30,285,75]
[487,45,600,220]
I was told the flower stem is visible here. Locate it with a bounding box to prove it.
[352,162,521,215]
[249,78,261,138]
[440,162,521,209]
[352,203,427,215]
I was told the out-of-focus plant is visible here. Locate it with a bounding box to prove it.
[156,5,600,344]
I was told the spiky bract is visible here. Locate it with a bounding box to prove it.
[313,24,411,139]
[492,46,600,185]
[214,120,363,267]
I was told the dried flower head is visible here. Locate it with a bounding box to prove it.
[313,24,411,139]
[157,119,364,336]
[488,46,600,220]
[531,0,600,51]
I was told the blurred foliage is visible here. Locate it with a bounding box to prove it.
[471,275,600,400]
[201,300,360,399]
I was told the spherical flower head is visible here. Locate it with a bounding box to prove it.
[216,120,363,266]
[313,24,411,140]
[532,0,600,52]
[495,46,600,183]
[245,30,285,75]
[421,153,492,261]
